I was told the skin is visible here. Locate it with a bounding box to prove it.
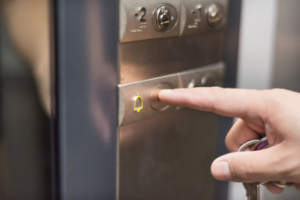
[159,87,300,194]
[0,0,50,114]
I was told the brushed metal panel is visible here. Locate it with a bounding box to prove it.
[120,34,223,84]
[120,0,228,42]
[119,109,218,200]
[180,0,228,36]
[120,0,181,43]
[119,63,224,126]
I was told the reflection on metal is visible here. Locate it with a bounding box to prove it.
[120,34,223,84]
[53,0,236,199]
[152,4,178,32]
[180,0,228,36]
[207,3,225,27]
[118,62,224,126]
[120,0,181,42]
[119,107,219,200]
[120,0,228,42]
[201,72,221,86]
[187,79,196,88]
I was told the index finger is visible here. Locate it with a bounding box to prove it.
[159,87,268,120]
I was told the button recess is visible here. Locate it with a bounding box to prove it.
[201,73,221,86]
[152,4,178,32]
[150,83,173,110]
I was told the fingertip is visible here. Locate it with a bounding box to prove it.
[158,89,173,101]
[211,161,232,181]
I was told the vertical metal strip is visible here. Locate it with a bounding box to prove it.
[216,0,242,200]
[54,0,119,199]
[50,0,61,199]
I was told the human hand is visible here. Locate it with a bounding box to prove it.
[159,87,300,194]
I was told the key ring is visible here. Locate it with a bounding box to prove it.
[238,139,261,152]
[238,137,294,188]
[254,137,294,188]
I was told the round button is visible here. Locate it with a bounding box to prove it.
[150,83,173,110]
[152,4,178,32]
[207,3,225,27]
[157,6,171,29]
[201,73,221,87]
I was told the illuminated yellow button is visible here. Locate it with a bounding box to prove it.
[133,94,143,113]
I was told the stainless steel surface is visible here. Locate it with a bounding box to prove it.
[119,1,227,196]
[180,0,228,36]
[120,0,228,42]
[152,4,178,32]
[201,72,222,86]
[120,0,181,43]
[119,109,218,200]
[119,63,224,126]
[207,3,225,27]
[52,0,241,199]
[120,34,223,84]
[150,83,174,110]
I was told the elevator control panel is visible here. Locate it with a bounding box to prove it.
[120,0,228,42]
[118,62,224,126]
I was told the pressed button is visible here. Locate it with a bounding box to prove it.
[201,73,221,87]
[150,83,173,110]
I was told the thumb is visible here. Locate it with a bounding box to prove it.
[211,146,283,183]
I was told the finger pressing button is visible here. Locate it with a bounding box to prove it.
[150,83,173,110]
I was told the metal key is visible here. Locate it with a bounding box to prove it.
[243,182,260,200]
[239,137,294,199]
[238,139,261,200]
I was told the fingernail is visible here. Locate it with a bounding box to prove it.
[159,89,173,98]
[159,89,173,94]
[212,161,232,180]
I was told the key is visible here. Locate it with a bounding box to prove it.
[243,182,260,200]
[238,139,261,200]
[239,137,294,199]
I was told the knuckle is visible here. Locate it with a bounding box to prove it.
[231,156,254,182]
[268,147,300,182]
[267,88,290,101]
[276,153,300,181]
[208,87,222,112]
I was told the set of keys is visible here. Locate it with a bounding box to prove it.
[238,137,294,200]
